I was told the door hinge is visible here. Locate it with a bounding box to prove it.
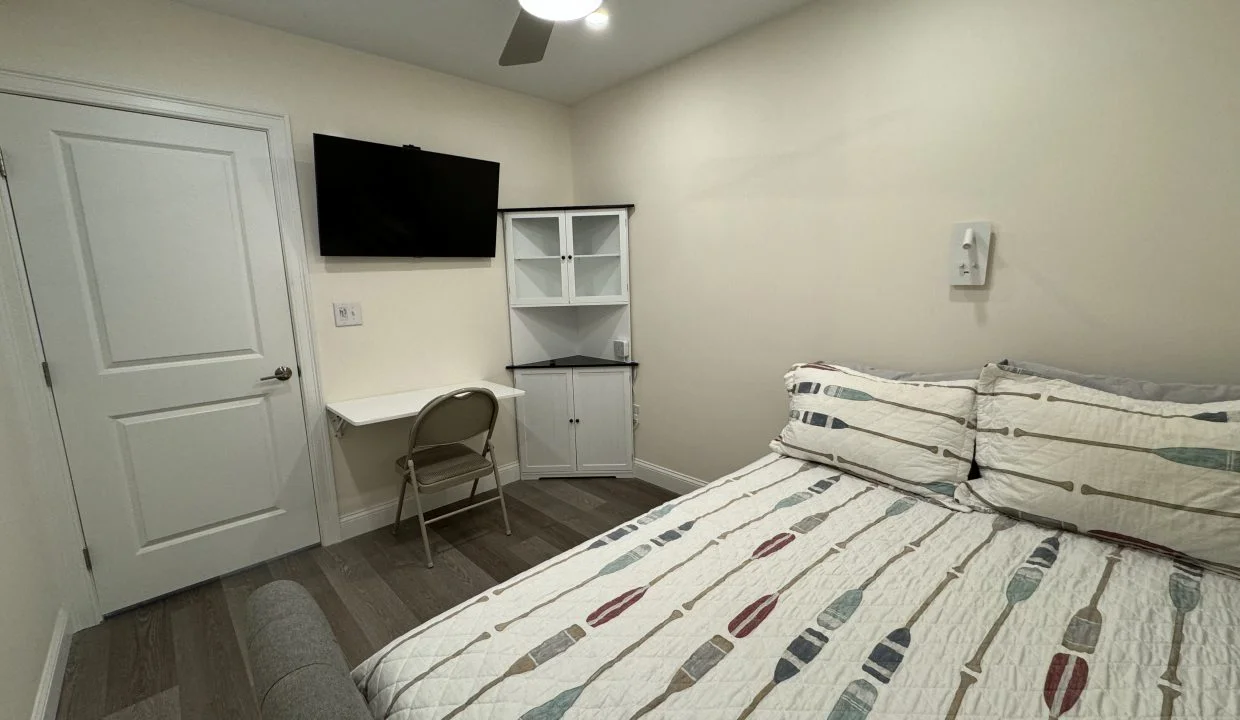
[41,361,52,388]
[82,547,93,572]
[0,148,7,179]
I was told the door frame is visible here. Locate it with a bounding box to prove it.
[0,68,340,626]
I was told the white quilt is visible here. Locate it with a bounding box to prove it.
[353,455,1240,720]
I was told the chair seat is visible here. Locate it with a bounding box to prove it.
[396,443,492,487]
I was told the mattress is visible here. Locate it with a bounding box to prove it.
[353,455,1240,720]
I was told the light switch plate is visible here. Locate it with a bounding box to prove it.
[950,222,993,287]
[333,302,362,327]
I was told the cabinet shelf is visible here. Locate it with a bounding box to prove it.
[573,253,621,259]
[514,255,562,262]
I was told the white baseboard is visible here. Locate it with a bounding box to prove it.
[31,609,72,720]
[338,462,520,542]
[634,459,705,495]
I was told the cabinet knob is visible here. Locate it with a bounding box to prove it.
[568,255,574,260]
[561,255,566,260]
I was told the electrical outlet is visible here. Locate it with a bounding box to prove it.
[333,302,362,327]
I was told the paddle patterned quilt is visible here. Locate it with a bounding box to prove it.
[353,455,1240,720]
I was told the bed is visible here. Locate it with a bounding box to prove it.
[351,454,1240,720]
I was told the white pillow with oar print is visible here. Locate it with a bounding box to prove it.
[965,363,1240,577]
[770,363,978,510]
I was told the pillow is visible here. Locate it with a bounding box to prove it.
[770,363,978,509]
[965,363,1240,576]
[1002,359,1240,404]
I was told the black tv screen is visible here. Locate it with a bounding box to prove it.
[313,134,500,258]
[411,149,501,258]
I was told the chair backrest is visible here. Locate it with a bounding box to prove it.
[410,387,499,452]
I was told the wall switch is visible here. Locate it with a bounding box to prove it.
[633,404,640,422]
[950,222,993,287]
[333,302,363,327]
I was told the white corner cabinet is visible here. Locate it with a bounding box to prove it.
[505,209,629,307]
[513,366,634,479]
[503,204,637,480]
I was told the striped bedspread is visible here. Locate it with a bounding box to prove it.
[353,455,1240,719]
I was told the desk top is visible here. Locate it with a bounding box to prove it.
[326,381,524,427]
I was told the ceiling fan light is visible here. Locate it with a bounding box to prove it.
[584,9,610,30]
[518,0,603,22]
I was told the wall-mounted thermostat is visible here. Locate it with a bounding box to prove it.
[950,222,993,287]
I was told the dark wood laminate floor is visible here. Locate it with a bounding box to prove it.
[56,477,677,720]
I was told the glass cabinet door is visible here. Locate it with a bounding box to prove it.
[508,214,568,305]
[567,211,628,304]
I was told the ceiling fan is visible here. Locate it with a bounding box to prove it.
[500,0,605,67]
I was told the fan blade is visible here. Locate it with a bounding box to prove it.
[500,9,554,66]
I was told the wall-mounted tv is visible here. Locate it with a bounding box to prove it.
[313,134,500,258]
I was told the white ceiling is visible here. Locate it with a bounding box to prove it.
[174,0,817,104]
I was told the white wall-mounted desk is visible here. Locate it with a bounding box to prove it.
[326,380,524,436]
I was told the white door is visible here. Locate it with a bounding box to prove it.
[0,94,320,613]
[571,368,634,475]
[566,211,628,305]
[506,212,569,306]
[514,370,576,475]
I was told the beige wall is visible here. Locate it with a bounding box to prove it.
[0,198,79,719]
[0,347,61,720]
[0,0,575,516]
[572,0,1240,482]
[0,319,67,719]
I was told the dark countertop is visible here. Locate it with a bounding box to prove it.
[507,355,639,370]
[499,203,634,213]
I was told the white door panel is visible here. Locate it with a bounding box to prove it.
[514,370,576,475]
[117,397,282,545]
[571,368,633,474]
[0,94,319,613]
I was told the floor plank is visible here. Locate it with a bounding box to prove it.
[574,477,677,512]
[220,563,275,689]
[508,534,565,569]
[359,531,494,625]
[312,541,421,649]
[531,478,607,511]
[57,477,674,719]
[169,582,259,720]
[103,600,176,714]
[102,687,180,720]
[506,481,618,538]
[56,622,110,720]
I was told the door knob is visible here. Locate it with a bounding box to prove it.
[260,366,293,382]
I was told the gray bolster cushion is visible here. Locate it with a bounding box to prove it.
[246,580,371,720]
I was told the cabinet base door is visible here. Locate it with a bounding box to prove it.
[515,370,577,475]
[572,368,634,475]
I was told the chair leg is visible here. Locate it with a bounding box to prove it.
[392,477,409,537]
[411,486,434,568]
[493,464,512,537]
[469,478,479,502]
